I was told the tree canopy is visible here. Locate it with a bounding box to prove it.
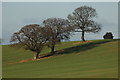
[43,18,72,53]
[11,24,48,59]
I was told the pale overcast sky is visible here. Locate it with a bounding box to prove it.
[2,2,118,44]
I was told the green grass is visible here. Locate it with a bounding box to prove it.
[2,39,119,78]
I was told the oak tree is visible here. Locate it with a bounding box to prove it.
[10,24,48,59]
[43,18,71,54]
[68,6,101,41]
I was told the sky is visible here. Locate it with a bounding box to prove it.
[1,2,119,44]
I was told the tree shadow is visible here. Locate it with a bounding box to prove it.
[40,39,117,58]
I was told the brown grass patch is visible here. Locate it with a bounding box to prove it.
[73,41,92,45]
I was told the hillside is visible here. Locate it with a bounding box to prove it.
[2,39,119,78]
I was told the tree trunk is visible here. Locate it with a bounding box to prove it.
[36,52,39,59]
[33,52,39,59]
[51,45,55,54]
[81,31,85,41]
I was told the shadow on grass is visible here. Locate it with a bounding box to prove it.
[40,39,118,58]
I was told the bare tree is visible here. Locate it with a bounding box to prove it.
[10,24,48,59]
[68,6,101,41]
[43,18,71,54]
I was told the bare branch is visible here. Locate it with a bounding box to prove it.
[67,6,102,41]
[10,24,48,59]
[43,18,71,53]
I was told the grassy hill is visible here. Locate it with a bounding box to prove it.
[2,39,119,78]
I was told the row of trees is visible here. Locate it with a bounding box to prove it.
[10,6,101,59]
[11,19,71,59]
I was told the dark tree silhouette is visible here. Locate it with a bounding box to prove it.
[103,32,114,39]
[43,18,71,54]
[67,6,101,41]
[10,24,48,59]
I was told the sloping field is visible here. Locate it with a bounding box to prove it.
[2,39,119,78]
